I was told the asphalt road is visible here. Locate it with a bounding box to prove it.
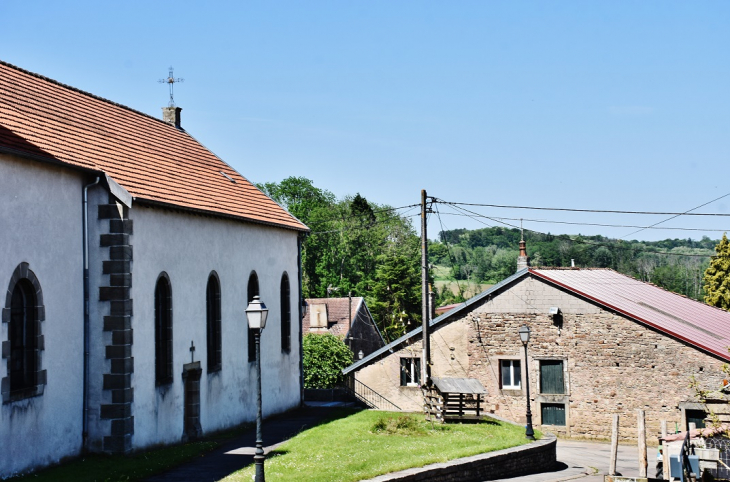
[491,439,660,482]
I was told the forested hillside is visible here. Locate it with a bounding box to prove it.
[430,227,716,303]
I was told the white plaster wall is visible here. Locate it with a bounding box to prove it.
[0,154,85,477]
[129,205,301,449]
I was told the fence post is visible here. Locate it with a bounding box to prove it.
[610,414,619,476]
[661,419,670,481]
[638,409,647,477]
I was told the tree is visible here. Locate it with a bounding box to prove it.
[302,333,354,389]
[704,233,730,310]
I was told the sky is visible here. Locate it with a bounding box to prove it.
[1,1,728,242]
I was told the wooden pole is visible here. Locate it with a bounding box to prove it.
[610,414,619,476]
[420,190,430,386]
[661,419,670,481]
[638,409,647,477]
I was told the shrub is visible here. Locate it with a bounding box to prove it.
[302,333,354,389]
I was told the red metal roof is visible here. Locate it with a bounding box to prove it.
[531,268,730,362]
[0,60,307,232]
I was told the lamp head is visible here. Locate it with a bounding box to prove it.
[519,324,530,345]
[301,298,308,318]
[246,295,268,330]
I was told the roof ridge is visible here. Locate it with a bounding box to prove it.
[0,59,176,130]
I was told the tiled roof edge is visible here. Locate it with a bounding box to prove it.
[0,59,177,129]
[134,197,310,233]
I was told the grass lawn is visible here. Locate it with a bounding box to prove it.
[7,425,250,482]
[222,409,538,482]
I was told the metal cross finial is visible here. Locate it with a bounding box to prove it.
[190,340,195,363]
[158,66,184,107]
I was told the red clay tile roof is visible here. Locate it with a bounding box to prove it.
[302,297,364,338]
[531,268,730,362]
[0,60,307,232]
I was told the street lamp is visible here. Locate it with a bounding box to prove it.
[246,295,269,481]
[519,324,536,441]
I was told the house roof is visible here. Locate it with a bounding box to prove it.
[343,268,730,375]
[302,297,365,338]
[0,60,307,232]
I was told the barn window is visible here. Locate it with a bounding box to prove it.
[247,271,259,362]
[541,403,566,426]
[280,273,291,353]
[206,272,222,372]
[539,360,565,394]
[2,262,46,402]
[500,360,521,390]
[399,358,421,386]
[155,273,173,385]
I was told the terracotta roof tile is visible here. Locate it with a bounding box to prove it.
[0,60,307,231]
[302,297,364,338]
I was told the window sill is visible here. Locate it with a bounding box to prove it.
[501,389,523,397]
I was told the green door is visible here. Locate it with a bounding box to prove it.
[539,360,565,394]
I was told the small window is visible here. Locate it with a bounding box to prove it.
[155,274,173,385]
[9,279,39,393]
[399,358,421,386]
[3,262,46,402]
[280,273,291,353]
[541,403,566,426]
[539,360,565,394]
[500,360,521,390]
[247,272,259,363]
[206,273,222,372]
[686,409,707,429]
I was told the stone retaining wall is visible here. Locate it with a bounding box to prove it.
[362,433,557,482]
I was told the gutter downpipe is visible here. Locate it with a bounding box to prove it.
[83,176,100,450]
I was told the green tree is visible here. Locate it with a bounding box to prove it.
[704,233,730,310]
[302,333,354,389]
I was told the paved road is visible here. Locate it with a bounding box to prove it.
[491,439,660,482]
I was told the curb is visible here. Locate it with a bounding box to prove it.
[361,433,558,482]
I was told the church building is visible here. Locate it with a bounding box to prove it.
[0,60,308,477]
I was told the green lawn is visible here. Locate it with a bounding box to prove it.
[222,409,538,482]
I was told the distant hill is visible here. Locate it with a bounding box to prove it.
[429,226,717,302]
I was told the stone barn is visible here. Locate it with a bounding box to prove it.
[344,267,730,441]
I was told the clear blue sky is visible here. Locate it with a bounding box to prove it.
[2,1,728,242]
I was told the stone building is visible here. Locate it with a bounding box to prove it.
[0,60,308,477]
[303,296,385,359]
[344,266,730,441]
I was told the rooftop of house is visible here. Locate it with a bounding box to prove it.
[0,60,307,232]
[344,267,730,374]
[302,297,365,338]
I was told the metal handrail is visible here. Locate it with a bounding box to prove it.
[343,377,401,411]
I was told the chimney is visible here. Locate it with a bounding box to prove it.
[162,106,182,129]
[517,238,530,272]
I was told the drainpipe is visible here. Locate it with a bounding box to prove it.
[82,176,100,449]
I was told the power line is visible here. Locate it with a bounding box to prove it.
[437,201,730,217]
[439,202,716,259]
[436,212,729,232]
[305,203,420,227]
[620,191,730,239]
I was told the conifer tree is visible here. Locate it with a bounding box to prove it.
[703,233,730,310]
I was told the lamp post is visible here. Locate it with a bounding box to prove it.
[246,295,269,482]
[519,324,535,441]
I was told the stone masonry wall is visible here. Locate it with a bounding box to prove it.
[356,275,727,441]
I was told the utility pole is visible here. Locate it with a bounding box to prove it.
[421,190,431,386]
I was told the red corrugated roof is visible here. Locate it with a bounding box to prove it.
[0,60,307,232]
[531,268,730,362]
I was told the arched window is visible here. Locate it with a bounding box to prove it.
[280,273,291,353]
[155,273,173,385]
[206,272,222,372]
[2,262,46,402]
[247,271,259,362]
